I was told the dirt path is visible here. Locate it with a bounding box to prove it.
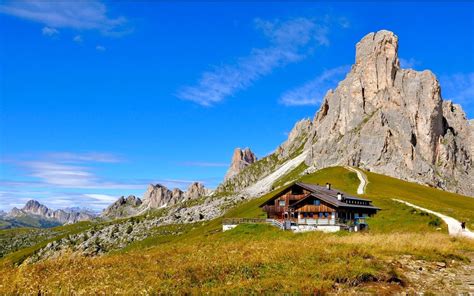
[393,199,474,239]
[344,166,368,194]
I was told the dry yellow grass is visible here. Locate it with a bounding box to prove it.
[1,224,472,294]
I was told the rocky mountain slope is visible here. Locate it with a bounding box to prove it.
[6,200,96,226]
[217,119,311,193]
[303,30,473,196]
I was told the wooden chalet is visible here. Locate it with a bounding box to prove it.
[260,182,380,229]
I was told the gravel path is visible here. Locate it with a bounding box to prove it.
[344,166,368,194]
[393,199,474,239]
[244,151,308,197]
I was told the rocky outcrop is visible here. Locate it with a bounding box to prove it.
[141,182,210,210]
[7,200,96,225]
[101,195,142,219]
[185,182,211,200]
[303,30,473,196]
[276,118,312,160]
[224,148,257,181]
[141,184,176,209]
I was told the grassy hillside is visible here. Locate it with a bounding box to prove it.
[364,171,474,229]
[0,215,62,229]
[1,167,473,294]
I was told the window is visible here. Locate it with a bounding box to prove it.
[291,187,303,195]
[279,200,285,207]
[309,213,314,218]
[324,212,329,218]
[313,199,321,206]
[319,213,323,218]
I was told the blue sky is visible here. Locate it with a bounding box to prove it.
[0,1,473,211]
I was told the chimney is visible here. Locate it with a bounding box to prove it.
[337,193,343,201]
[326,183,331,190]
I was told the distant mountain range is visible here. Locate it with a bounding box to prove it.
[0,201,97,229]
[1,181,213,229]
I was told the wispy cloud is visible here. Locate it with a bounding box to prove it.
[440,72,474,109]
[280,65,350,106]
[96,45,106,51]
[177,17,332,106]
[178,161,228,167]
[400,57,421,69]
[83,193,117,203]
[0,0,130,36]
[43,152,121,163]
[41,26,58,37]
[73,35,83,43]
[1,152,140,190]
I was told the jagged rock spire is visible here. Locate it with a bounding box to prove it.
[224,147,257,181]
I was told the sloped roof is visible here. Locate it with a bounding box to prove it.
[295,182,380,210]
[259,182,380,210]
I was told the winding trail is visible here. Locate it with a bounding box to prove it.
[344,166,368,194]
[393,199,474,239]
[344,166,473,240]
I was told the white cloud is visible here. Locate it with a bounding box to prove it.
[0,0,129,36]
[2,152,142,190]
[400,57,420,69]
[41,26,58,37]
[280,65,350,106]
[96,45,106,51]
[177,17,331,106]
[83,193,117,203]
[73,35,83,43]
[440,72,474,108]
[44,152,121,163]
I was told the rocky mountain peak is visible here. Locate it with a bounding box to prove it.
[101,195,142,219]
[23,200,51,216]
[185,182,210,200]
[304,30,473,196]
[141,182,210,210]
[224,147,257,181]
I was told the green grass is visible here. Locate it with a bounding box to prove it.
[0,220,11,229]
[1,166,474,294]
[365,171,474,229]
[123,165,460,252]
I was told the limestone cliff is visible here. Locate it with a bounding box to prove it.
[303,30,473,196]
